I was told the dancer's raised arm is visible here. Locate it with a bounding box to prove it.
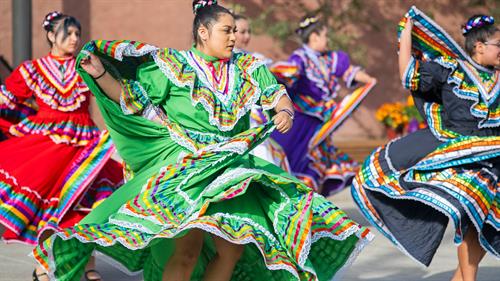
[399,19,413,80]
[80,52,122,103]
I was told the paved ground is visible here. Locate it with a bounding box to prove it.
[1,188,498,281]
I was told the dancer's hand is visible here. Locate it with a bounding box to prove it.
[273,111,293,133]
[404,17,413,30]
[79,51,122,103]
[80,51,105,78]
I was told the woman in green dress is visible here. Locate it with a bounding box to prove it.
[33,1,373,280]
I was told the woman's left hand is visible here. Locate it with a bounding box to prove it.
[272,111,293,133]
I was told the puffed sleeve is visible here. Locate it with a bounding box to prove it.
[119,61,171,117]
[77,45,178,172]
[401,56,449,93]
[251,65,289,111]
[333,51,362,88]
[268,54,303,89]
[0,65,33,109]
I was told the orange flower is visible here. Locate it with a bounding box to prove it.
[407,95,415,106]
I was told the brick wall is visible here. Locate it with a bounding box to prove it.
[0,0,493,139]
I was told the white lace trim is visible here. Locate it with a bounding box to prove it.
[46,212,301,277]
[267,178,293,236]
[204,168,331,269]
[414,141,500,170]
[384,140,400,174]
[115,204,164,226]
[200,140,249,155]
[170,134,279,207]
[0,169,59,204]
[193,92,259,132]
[245,56,268,74]
[182,50,237,106]
[157,132,270,206]
[426,176,488,224]
[296,48,330,95]
[352,180,431,267]
[261,87,289,111]
[112,42,159,61]
[424,102,455,142]
[153,49,267,132]
[128,164,352,270]
[295,46,340,97]
[175,151,190,163]
[345,66,361,88]
[173,153,233,205]
[42,167,375,280]
[116,76,200,156]
[0,85,17,109]
[108,218,162,235]
[184,128,229,142]
[166,124,198,153]
[457,59,500,105]
[185,216,300,280]
[401,56,417,89]
[151,50,192,88]
[330,230,375,281]
[120,45,274,133]
[432,57,500,129]
[409,167,498,230]
[361,172,500,262]
[408,6,472,63]
[133,100,200,154]
[485,218,500,232]
[119,81,149,115]
[178,124,269,156]
[20,60,88,112]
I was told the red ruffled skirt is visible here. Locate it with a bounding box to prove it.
[0,132,122,245]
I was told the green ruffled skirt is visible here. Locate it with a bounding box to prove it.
[33,125,372,281]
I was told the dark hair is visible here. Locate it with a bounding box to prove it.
[192,1,233,46]
[462,15,498,55]
[296,15,326,44]
[234,14,248,22]
[43,11,81,47]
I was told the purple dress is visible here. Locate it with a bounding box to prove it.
[272,45,361,196]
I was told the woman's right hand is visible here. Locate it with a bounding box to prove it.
[79,51,122,103]
[80,52,105,78]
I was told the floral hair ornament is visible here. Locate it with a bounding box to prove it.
[462,15,495,35]
[42,11,63,30]
[296,15,319,34]
[193,0,217,15]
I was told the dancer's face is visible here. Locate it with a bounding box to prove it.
[48,24,81,56]
[198,13,236,59]
[478,31,500,68]
[235,19,251,49]
[309,27,329,53]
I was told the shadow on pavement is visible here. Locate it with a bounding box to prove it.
[423,267,500,281]
[346,266,499,281]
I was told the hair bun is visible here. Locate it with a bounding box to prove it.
[462,15,495,36]
[193,0,217,15]
[42,11,63,31]
[296,15,319,34]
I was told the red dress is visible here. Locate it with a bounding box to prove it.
[0,54,123,245]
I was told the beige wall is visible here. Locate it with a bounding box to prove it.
[0,0,493,139]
